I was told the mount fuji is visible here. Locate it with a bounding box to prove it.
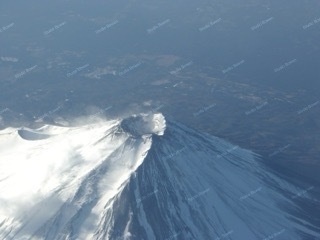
[0,113,319,240]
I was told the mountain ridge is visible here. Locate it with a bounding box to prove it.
[0,114,319,240]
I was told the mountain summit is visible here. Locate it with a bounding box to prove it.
[0,114,319,240]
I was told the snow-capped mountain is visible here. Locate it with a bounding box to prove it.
[0,113,319,240]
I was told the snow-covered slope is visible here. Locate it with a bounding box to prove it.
[0,113,319,240]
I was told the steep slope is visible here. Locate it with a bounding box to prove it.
[0,113,319,240]
[97,120,320,240]
[0,114,165,240]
